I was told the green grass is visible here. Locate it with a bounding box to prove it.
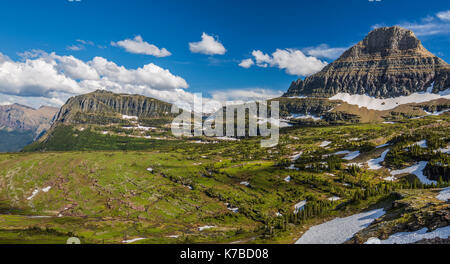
[0,114,448,244]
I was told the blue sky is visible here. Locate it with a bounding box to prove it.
[0,0,449,109]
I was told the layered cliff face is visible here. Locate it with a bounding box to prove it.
[284,26,450,98]
[53,90,174,125]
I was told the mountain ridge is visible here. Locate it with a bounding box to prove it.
[0,103,58,152]
[284,26,450,98]
[0,103,58,136]
[52,89,174,125]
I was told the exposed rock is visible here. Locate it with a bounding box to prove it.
[284,26,450,98]
[0,104,57,137]
[53,90,174,125]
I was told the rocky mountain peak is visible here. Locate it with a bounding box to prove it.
[284,26,450,98]
[356,26,420,53]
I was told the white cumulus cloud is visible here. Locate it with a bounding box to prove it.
[0,50,190,108]
[189,33,226,55]
[303,44,347,60]
[437,10,450,21]
[246,49,327,76]
[112,35,171,57]
[238,58,254,68]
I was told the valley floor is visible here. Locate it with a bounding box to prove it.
[0,114,449,244]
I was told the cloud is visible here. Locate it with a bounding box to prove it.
[243,49,327,76]
[0,50,190,108]
[66,45,84,51]
[0,94,65,108]
[210,88,283,103]
[111,36,171,57]
[374,9,450,37]
[189,33,226,55]
[238,58,254,68]
[66,39,95,51]
[437,10,450,21]
[303,44,347,60]
[0,50,283,114]
[0,53,10,63]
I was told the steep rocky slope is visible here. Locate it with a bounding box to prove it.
[29,90,178,150]
[284,26,450,98]
[0,104,57,136]
[0,104,58,152]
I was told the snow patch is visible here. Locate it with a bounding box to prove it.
[342,151,360,161]
[437,187,450,202]
[122,115,138,120]
[367,226,450,244]
[295,209,386,244]
[334,150,351,155]
[329,89,450,111]
[240,181,250,187]
[279,120,293,128]
[291,152,303,161]
[384,176,396,182]
[367,149,390,170]
[122,238,146,243]
[27,186,52,200]
[390,161,436,185]
[328,196,341,201]
[286,164,299,170]
[294,201,307,214]
[320,141,332,147]
[424,109,450,116]
[376,143,390,149]
[414,140,427,148]
[436,146,450,154]
[227,207,239,213]
[198,225,215,231]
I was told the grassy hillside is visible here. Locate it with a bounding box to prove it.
[0,113,448,244]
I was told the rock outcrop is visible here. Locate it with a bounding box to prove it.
[284,26,450,98]
[53,90,174,125]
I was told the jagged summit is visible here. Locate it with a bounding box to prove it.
[343,26,425,56]
[284,26,450,98]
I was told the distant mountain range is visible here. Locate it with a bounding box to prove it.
[284,26,450,98]
[0,104,58,152]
